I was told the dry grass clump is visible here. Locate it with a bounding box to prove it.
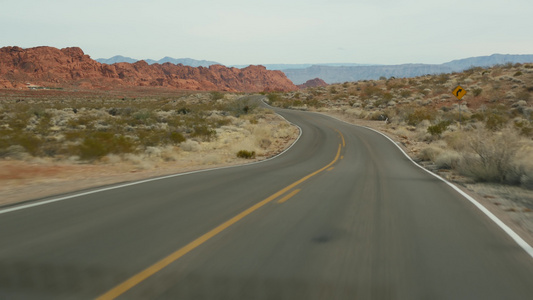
[455,127,525,184]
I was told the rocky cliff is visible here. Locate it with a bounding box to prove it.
[297,78,328,89]
[0,46,298,92]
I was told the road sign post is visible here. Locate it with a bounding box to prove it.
[453,85,467,100]
[452,86,467,127]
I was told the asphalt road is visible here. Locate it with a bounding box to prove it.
[1,98,533,299]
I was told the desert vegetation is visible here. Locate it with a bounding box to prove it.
[0,89,296,167]
[271,63,533,191]
[0,88,301,206]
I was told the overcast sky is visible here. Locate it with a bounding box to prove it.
[1,0,531,65]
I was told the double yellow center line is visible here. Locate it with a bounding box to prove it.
[97,131,345,300]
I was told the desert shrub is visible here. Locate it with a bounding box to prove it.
[267,93,281,103]
[516,89,531,101]
[418,146,442,162]
[259,138,272,149]
[514,120,533,137]
[400,90,412,98]
[0,145,28,159]
[369,111,389,121]
[78,132,137,160]
[236,150,256,159]
[180,140,200,152]
[485,113,508,130]
[169,131,186,144]
[457,128,521,183]
[473,88,483,97]
[362,85,383,99]
[436,73,450,84]
[177,107,191,115]
[132,109,154,125]
[406,108,436,126]
[427,120,452,136]
[10,132,42,156]
[210,91,225,100]
[226,97,258,117]
[67,115,94,129]
[435,151,461,169]
[191,124,216,141]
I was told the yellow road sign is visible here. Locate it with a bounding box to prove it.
[453,85,467,100]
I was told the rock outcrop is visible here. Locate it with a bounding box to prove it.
[0,46,298,92]
[297,78,328,89]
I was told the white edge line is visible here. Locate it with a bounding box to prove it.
[318,112,533,259]
[0,103,303,215]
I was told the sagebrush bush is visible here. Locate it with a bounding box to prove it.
[419,146,442,162]
[236,150,256,159]
[226,97,258,117]
[435,151,461,169]
[457,128,521,183]
[485,114,508,130]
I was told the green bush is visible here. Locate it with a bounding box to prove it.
[427,120,452,136]
[236,150,256,159]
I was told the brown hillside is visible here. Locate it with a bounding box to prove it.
[0,46,298,92]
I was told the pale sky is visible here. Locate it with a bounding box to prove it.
[1,0,531,65]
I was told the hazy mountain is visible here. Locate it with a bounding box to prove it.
[442,54,533,70]
[151,57,221,67]
[96,56,220,67]
[96,55,138,64]
[231,63,376,70]
[282,54,533,84]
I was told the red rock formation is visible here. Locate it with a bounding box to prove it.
[297,78,328,89]
[0,46,298,92]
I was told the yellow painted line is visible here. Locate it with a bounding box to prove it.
[277,189,301,204]
[96,144,342,300]
[327,167,335,171]
[335,129,346,148]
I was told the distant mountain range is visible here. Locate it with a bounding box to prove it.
[232,63,376,70]
[282,54,533,84]
[96,54,533,85]
[96,55,221,67]
[96,56,374,70]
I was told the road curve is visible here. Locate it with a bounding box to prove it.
[1,97,533,299]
